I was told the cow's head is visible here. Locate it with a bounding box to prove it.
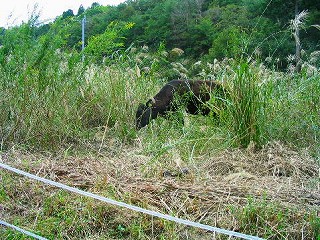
[136,99,155,129]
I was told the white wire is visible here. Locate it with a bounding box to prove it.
[0,220,48,240]
[0,162,265,240]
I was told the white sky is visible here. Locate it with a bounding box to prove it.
[0,0,127,28]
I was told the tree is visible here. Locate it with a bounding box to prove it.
[77,5,85,16]
[208,26,248,59]
[170,0,204,50]
[91,2,101,8]
[84,21,134,63]
[26,0,319,67]
[143,0,173,47]
[62,9,74,19]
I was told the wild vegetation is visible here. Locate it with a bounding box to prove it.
[0,0,319,239]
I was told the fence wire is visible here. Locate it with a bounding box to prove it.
[0,220,48,240]
[0,162,265,240]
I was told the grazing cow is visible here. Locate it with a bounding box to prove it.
[136,79,226,129]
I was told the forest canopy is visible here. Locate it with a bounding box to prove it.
[0,0,319,69]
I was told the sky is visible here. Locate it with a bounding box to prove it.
[0,0,126,28]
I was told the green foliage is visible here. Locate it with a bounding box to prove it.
[2,0,316,67]
[61,9,74,19]
[143,0,173,45]
[3,0,317,67]
[208,26,248,59]
[84,21,134,63]
[77,5,85,16]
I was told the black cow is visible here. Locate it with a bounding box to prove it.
[136,79,226,129]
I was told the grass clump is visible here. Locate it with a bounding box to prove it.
[231,198,320,240]
[226,61,267,148]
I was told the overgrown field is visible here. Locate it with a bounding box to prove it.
[0,23,320,239]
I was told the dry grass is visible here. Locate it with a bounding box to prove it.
[1,140,319,239]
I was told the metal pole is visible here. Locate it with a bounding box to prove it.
[82,16,86,62]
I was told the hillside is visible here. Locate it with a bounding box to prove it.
[1,0,320,68]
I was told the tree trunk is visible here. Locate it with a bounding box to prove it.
[295,0,302,72]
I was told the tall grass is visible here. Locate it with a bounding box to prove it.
[0,21,169,150]
[0,20,319,156]
[226,61,268,148]
[265,71,320,155]
[0,22,128,149]
[0,24,85,148]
